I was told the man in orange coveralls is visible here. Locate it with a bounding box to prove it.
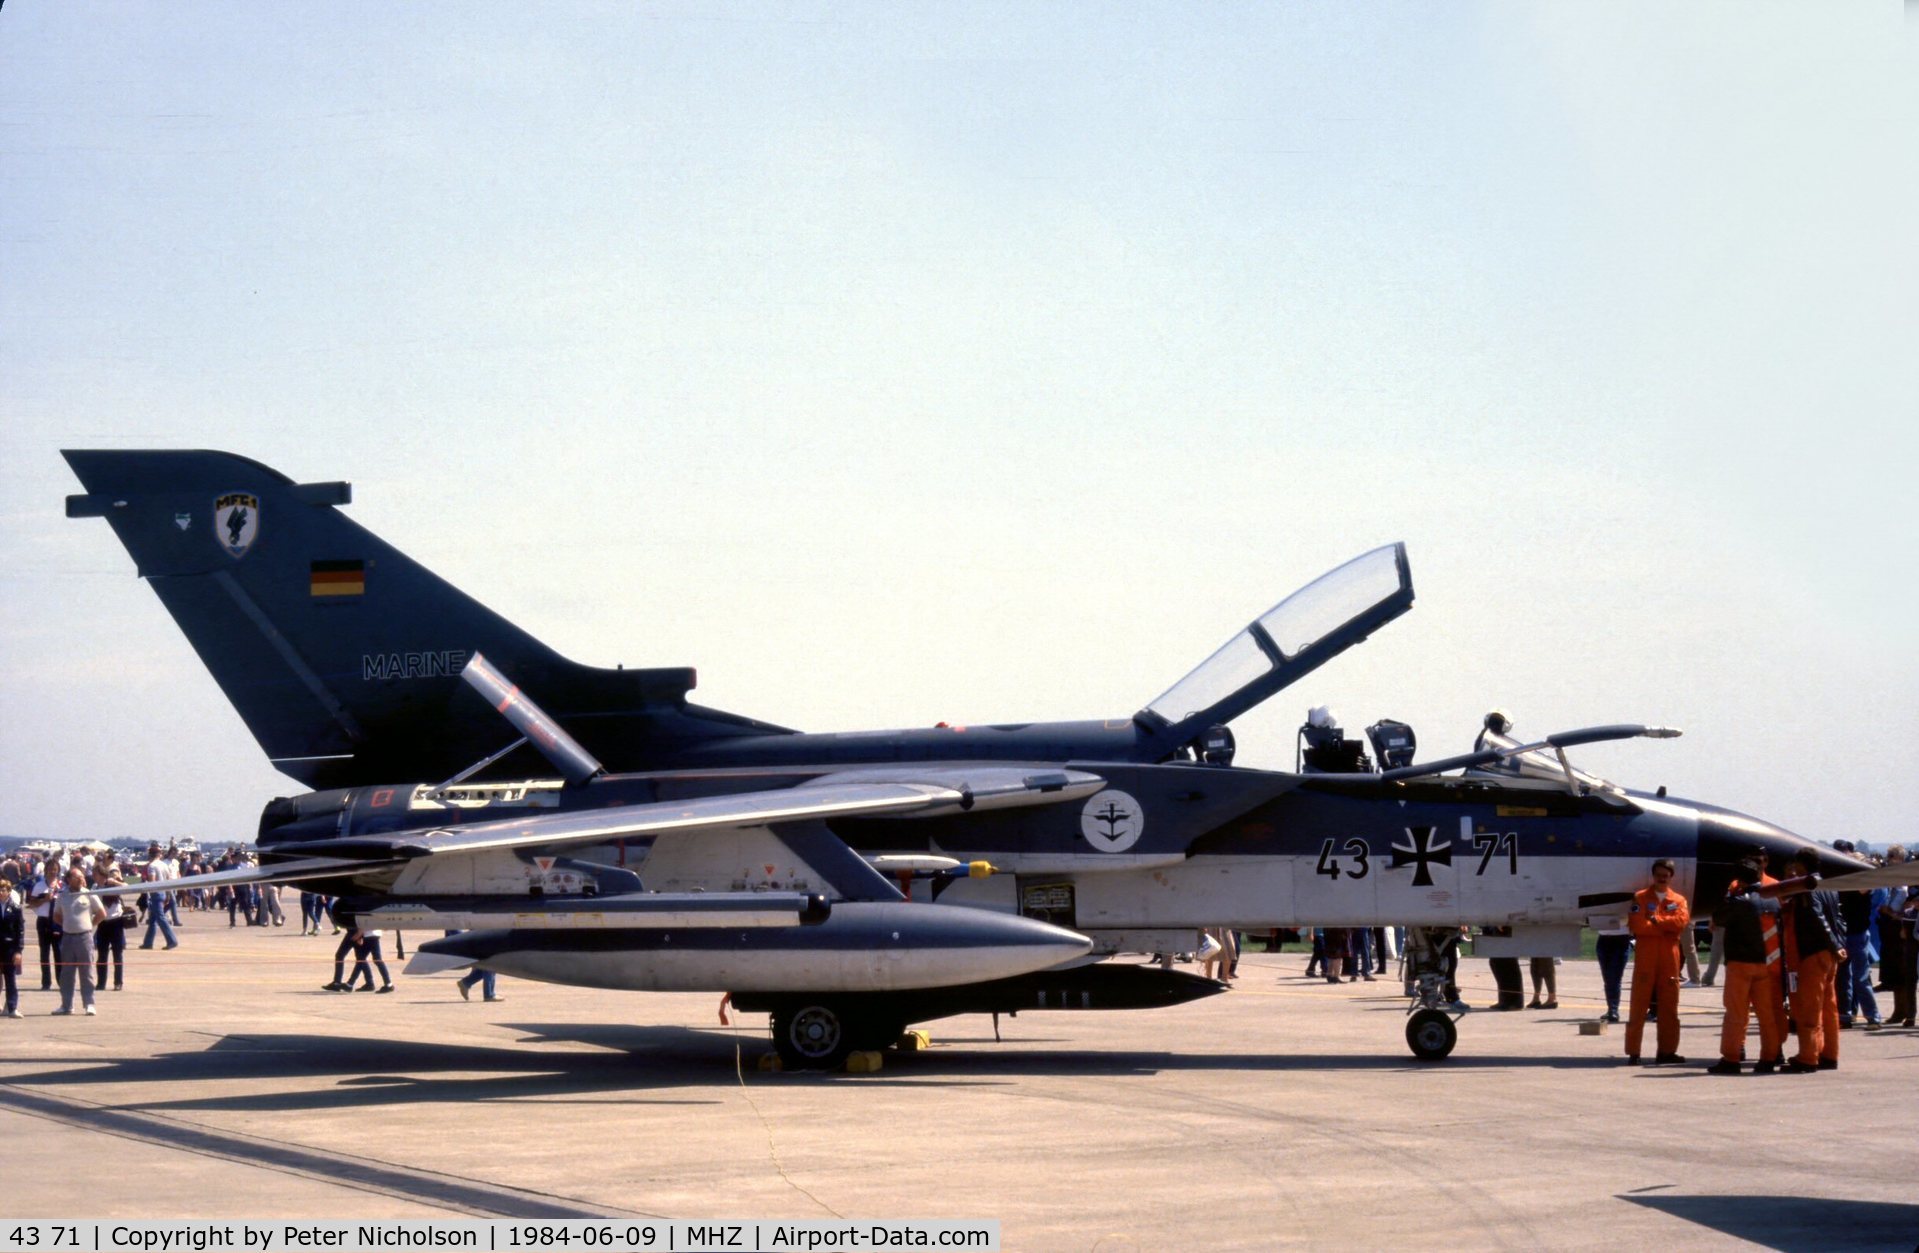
[1706,859,1785,1075]
[1772,850,1846,1074]
[1625,858,1690,1064]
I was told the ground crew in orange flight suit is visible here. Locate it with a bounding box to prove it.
[1625,858,1690,1064]
[1770,851,1846,1073]
[1707,860,1785,1075]
[1750,849,1789,1048]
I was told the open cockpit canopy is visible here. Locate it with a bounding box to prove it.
[1138,543,1413,744]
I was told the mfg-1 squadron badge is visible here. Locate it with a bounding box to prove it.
[214,491,259,558]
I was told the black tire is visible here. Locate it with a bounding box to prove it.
[861,1019,909,1051]
[771,1002,854,1071]
[1406,1008,1457,1061]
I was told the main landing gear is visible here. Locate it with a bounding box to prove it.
[768,1000,906,1071]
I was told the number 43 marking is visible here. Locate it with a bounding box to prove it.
[1316,838,1370,880]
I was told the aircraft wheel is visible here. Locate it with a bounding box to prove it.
[1406,1008,1458,1061]
[771,1002,854,1071]
[858,1018,909,1052]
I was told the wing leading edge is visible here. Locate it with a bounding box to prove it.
[87,770,1103,904]
[303,767,1101,861]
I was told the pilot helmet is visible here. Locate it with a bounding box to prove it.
[1483,709,1513,735]
[1307,705,1338,729]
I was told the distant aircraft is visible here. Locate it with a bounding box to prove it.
[64,449,1861,1064]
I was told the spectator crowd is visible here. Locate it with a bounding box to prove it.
[0,840,458,1017]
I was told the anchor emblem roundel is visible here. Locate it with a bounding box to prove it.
[1080,789,1144,853]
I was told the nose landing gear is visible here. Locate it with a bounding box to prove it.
[1406,1007,1459,1060]
[1403,926,1465,1060]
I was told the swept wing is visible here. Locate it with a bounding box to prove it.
[95,766,1103,900]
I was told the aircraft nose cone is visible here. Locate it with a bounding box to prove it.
[1686,801,1871,910]
[1696,809,1799,869]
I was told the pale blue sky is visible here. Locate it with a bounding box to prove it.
[3,3,1913,845]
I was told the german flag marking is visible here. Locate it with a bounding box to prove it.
[310,558,365,597]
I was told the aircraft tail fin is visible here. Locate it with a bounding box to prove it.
[64,449,782,788]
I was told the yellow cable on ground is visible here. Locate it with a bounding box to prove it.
[730,1031,845,1221]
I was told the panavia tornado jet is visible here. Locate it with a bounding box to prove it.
[63,449,1860,1064]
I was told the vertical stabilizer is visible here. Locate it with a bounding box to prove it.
[63,450,783,787]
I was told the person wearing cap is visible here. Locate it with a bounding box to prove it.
[1625,858,1690,1064]
[1706,859,1785,1074]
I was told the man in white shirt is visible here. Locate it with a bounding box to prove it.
[52,869,104,1015]
[158,847,182,926]
[138,848,180,950]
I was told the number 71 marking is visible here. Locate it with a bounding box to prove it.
[1473,831,1518,875]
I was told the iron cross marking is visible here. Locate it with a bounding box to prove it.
[1390,825,1453,887]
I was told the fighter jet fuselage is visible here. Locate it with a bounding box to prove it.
[63,449,1850,1065]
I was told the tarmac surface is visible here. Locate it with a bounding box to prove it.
[2,923,1915,1251]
